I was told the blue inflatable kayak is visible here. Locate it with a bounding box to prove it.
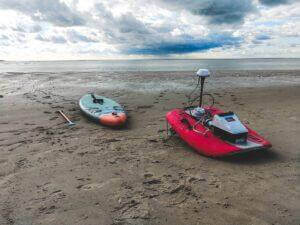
[79,94,127,126]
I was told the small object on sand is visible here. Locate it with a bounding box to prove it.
[57,110,75,126]
[0,95,3,98]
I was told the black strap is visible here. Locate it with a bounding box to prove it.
[181,118,192,130]
[218,111,234,117]
[91,93,104,104]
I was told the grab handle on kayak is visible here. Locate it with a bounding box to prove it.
[91,93,104,104]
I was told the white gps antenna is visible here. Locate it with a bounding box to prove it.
[196,69,210,78]
[195,69,211,107]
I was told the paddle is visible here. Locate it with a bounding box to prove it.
[57,110,75,126]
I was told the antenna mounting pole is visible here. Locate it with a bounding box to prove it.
[199,77,205,107]
[195,69,210,107]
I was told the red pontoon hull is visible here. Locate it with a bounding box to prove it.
[166,107,272,157]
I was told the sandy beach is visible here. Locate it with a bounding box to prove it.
[0,70,300,225]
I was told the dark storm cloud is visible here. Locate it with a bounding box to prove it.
[259,0,289,6]
[157,0,254,24]
[126,33,242,55]
[192,0,254,24]
[0,0,85,26]
[157,0,297,24]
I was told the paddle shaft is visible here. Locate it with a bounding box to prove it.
[58,110,75,125]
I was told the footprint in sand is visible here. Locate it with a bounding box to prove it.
[0,159,8,164]
[76,178,122,191]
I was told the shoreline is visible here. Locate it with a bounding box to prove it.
[1,70,300,98]
[2,57,300,62]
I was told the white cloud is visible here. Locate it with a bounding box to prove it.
[0,0,299,60]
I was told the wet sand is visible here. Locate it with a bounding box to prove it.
[0,70,300,225]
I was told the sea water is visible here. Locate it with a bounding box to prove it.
[0,58,300,73]
[0,59,300,95]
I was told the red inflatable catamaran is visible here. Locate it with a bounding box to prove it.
[166,69,271,157]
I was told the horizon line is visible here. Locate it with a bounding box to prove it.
[2,57,300,62]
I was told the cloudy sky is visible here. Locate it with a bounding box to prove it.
[0,0,299,60]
